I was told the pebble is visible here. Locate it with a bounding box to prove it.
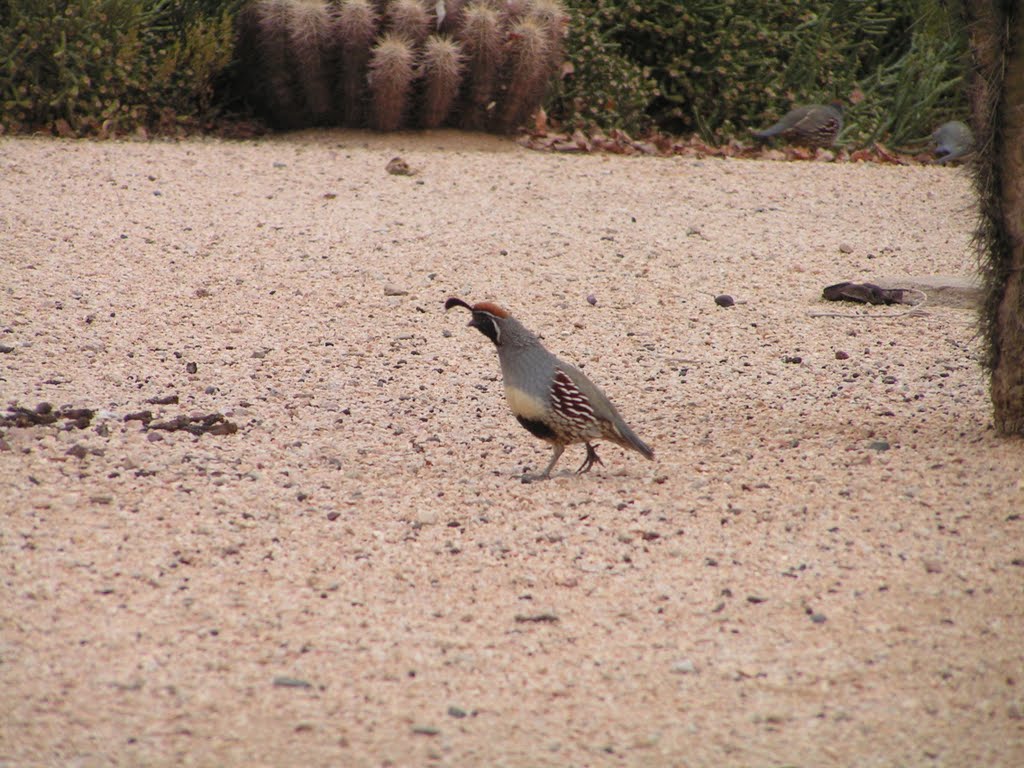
[417,509,439,526]
[66,444,88,459]
[714,294,735,307]
[411,725,440,736]
[386,157,414,176]
[839,243,854,254]
[835,350,849,360]
[809,613,827,624]
[272,676,312,689]
[447,705,468,718]
[186,361,198,374]
[670,659,697,674]
[868,440,890,452]
[586,293,598,305]
[384,285,409,296]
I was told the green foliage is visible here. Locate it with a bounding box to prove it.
[842,2,968,147]
[0,0,241,135]
[547,2,658,135]
[557,0,969,147]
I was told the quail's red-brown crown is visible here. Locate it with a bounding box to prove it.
[471,301,509,318]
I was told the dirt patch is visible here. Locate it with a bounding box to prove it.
[1,133,1022,767]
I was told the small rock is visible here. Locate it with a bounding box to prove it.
[783,355,802,364]
[146,431,164,442]
[0,343,15,353]
[882,375,897,384]
[923,559,943,574]
[66,444,88,459]
[839,243,854,254]
[273,676,312,689]
[384,285,409,297]
[670,659,697,674]
[411,725,440,736]
[447,706,468,719]
[868,440,890,452]
[809,612,827,624]
[586,293,598,306]
[326,511,341,521]
[386,157,414,176]
[746,595,768,604]
[186,362,198,374]
[417,509,439,526]
[714,294,735,307]
[835,350,849,360]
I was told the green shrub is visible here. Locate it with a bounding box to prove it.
[0,0,240,135]
[556,0,969,147]
[546,2,658,135]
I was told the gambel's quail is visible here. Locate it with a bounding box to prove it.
[932,120,973,164]
[445,297,654,479]
[753,101,844,147]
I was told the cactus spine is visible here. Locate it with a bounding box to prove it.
[496,15,549,132]
[420,34,464,128]
[456,1,504,130]
[336,0,380,126]
[287,0,335,122]
[368,33,417,130]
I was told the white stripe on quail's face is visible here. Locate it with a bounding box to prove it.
[550,370,594,430]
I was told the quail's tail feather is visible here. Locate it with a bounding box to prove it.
[753,124,783,140]
[614,421,654,460]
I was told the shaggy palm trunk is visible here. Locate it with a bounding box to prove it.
[968,1,1024,432]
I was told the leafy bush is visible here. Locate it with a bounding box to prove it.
[556,0,969,147]
[546,2,658,135]
[0,0,240,135]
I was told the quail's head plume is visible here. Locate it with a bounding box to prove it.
[445,297,653,480]
[753,101,844,148]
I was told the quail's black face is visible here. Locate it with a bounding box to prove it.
[469,312,501,346]
[445,297,505,348]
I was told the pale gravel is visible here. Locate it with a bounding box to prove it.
[1,132,1023,767]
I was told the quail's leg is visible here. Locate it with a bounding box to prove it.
[540,445,565,478]
[523,445,564,483]
[577,442,603,474]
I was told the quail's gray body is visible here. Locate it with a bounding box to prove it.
[754,102,843,147]
[932,120,973,164]
[445,298,653,478]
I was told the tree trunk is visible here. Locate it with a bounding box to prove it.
[968,1,1024,433]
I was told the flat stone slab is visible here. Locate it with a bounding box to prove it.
[874,274,982,308]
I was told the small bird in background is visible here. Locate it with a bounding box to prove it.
[445,298,654,480]
[932,120,973,164]
[753,101,844,148]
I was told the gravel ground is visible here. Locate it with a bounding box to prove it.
[1,132,1023,767]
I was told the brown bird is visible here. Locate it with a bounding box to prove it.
[753,101,844,148]
[445,297,654,480]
